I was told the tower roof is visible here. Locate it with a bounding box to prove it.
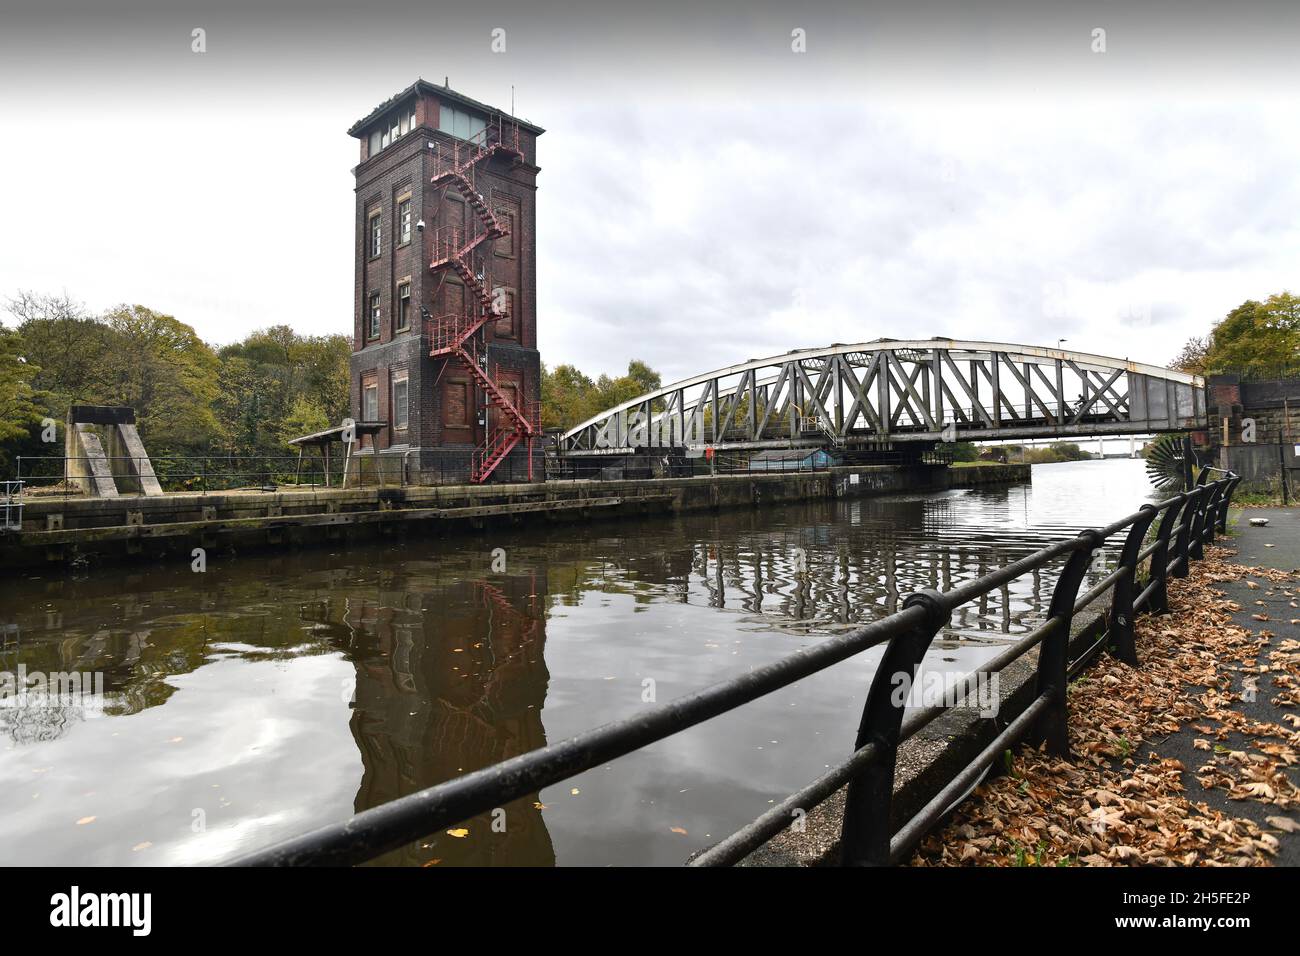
[347,79,545,138]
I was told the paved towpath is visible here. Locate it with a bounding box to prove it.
[1149,507,1300,865]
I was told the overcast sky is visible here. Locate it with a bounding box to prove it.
[1,1,1298,382]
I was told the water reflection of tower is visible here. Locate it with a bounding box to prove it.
[346,570,555,866]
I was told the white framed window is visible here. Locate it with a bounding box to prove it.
[392,371,409,431]
[368,103,419,157]
[363,382,378,421]
[367,292,381,339]
[398,198,412,245]
[369,212,382,258]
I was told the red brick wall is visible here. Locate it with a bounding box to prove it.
[349,87,541,476]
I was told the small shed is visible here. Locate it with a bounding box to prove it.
[287,421,386,488]
[748,448,835,472]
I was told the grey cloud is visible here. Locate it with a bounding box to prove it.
[3,3,1300,386]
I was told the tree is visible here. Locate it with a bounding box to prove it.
[1201,292,1300,375]
[983,443,1093,464]
[541,363,598,430]
[624,360,662,396]
[217,328,351,454]
[1169,335,1209,375]
[100,304,221,457]
[277,395,330,448]
[0,290,354,475]
[0,326,50,474]
[950,441,979,462]
[594,360,663,411]
[7,290,115,412]
[297,334,351,424]
[541,359,666,431]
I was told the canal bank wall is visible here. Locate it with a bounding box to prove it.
[0,462,1028,570]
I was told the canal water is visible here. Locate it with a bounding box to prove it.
[0,459,1157,866]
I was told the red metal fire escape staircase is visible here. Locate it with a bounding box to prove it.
[426,120,537,483]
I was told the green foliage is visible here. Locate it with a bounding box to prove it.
[541,363,598,431]
[0,325,50,473]
[7,291,114,421]
[5,286,652,468]
[100,304,222,456]
[985,442,1094,464]
[1169,334,1209,374]
[1175,291,1300,376]
[1042,442,1090,462]
[950,441,980,462]
[277,395,331,447]
[216,326,351,455]
[2,290,352,471]
[541,359,664,431]
[1228,482,1285,507]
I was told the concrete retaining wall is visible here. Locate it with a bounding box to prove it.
[1,463,1029,570]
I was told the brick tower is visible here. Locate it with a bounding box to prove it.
[347,80,543,484]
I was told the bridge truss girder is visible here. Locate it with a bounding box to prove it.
[557,339,1206,456]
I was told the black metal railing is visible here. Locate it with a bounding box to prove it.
[1213,364,1300,383]
[229,473,1240,867]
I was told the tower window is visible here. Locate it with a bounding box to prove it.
[369,212,382,258]
[368,292,381,340]
[362,378,379,422]
[398,198,412,245]
[395,282,411,331]
[367,104,418,158]
[439,106,487,143]
[392,371,409,431]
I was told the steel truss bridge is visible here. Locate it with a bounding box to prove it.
[556,339,1206,456]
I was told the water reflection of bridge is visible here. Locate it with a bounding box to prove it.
[562,496,1113,640]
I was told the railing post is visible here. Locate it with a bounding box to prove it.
[1108,505,1159,666]
[1148,494,1187,615]
[1198,480,1227,550]
[1171,486,1204,579]
[1190,481,1216,556]
[840,589,949,866]
[1030,529,1103,758]
[1218,475,1240,534]
[1200,480,1220,547]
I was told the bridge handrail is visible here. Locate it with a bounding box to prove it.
[228,474,1239,867]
